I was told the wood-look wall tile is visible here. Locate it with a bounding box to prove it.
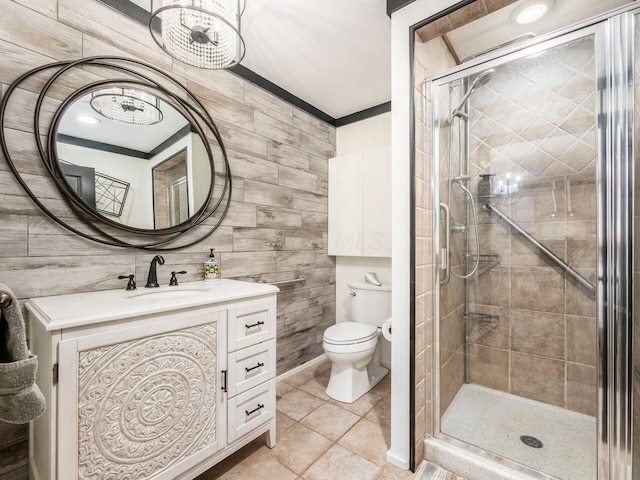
[0,422,27,452]
[217,123,268,158]
[302,211,328,230]
[322,302,336,321]
[282,308,323,335]
[0,214,27,257]
[277,289,310,315]
[276,327,318,369]
[294,268,331,289]
[317,177,328,195]
[309,155,328,177]
[227,149,279,184]
[244,83,293,126]
[292,109,332,142]
[267,142,310,171]
[0,255,136,299]
[278,165,318,193]
[179,70,244,103]
[27,227,123,257]
[283,230,324,251]
[134,252,221,286]
[2,1,81,61]
[233,227,285,251]
[58,0,171,69]
[0,40,59,90]
[315,250,335,268]
[0,194,65,217]
[309,285,335,307]
[189,82,254,130]
[292,190,327,214]
[243,179,293,208]
[256,206,302,228]
[2,88,59,134]
[220,201,257,228]
[277,251,316,271]
[11,0,56,18]
[254,111,300,147]
[299,131,335,158]
[220,251,277,278]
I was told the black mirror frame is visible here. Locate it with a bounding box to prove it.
[0,56,232,250]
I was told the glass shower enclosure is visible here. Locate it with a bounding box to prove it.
[428,5,638,479]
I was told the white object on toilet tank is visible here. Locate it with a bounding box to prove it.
[348,282,391,327]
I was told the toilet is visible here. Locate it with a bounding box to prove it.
[323,282,391,403]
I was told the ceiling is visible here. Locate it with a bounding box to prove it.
[447,0,632,62]
[128,0,392,120]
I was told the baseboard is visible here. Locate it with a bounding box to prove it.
[386,449,410,470]
[276,354,327,382]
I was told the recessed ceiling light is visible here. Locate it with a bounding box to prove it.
[78,115,101,125]
[511,0,555,25]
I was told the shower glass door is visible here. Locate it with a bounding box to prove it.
[433,28,602,480]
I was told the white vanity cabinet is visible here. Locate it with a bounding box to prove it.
[26,280,278,480]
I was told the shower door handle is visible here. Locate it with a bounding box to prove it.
[439,203,451,285]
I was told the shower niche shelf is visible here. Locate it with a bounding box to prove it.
[463,311,500,324]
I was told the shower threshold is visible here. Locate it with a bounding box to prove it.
[441,384,596,480]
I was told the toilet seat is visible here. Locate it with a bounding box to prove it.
[323,322,378,345]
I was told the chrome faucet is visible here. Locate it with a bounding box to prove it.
[145,255,165,288]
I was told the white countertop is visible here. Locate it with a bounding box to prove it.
[26,279,279,331]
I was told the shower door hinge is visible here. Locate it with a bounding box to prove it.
[52,363,58,384]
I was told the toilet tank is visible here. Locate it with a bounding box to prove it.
[348,282,391,327]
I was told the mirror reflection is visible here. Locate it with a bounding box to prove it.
[56,87,212,230]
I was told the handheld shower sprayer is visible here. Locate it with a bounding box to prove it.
[452,69,496,117]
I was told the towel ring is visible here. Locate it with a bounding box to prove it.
[0,293,12,309]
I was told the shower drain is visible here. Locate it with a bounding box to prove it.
[520,435,543,449]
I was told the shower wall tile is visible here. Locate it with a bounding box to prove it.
[467,305,509,349]
[511,266,565,313]
[566,268,597,317]
[439,309,464,365]
[510,353,565,407]
[468,266,510,308]
[566,363,597,416]
[441,351,465,415]
[566,315,597,367]
[468,345,509,392]
[511,310,565,360]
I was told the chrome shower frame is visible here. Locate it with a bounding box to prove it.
[427,3,638,479]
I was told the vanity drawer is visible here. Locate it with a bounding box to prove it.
[228,340,275,397]
[228,301,275,351]
[227,380,274,443]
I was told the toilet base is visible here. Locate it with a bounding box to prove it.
[326,362,389,404]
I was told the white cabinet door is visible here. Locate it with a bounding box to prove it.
[363,145,391,257]
[57,309,227,480]
[328,147,391,257]
[328,152,363,256]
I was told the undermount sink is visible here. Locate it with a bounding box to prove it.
[127,286,210,301]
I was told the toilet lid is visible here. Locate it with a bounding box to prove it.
[323,322,378,345]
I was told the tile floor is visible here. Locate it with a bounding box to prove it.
[195,359,417,480]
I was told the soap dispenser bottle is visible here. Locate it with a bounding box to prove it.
[204,248,220,281]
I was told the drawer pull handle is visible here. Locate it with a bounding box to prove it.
[221,370,227,392]
[245,320,265,329]
[245,362,264,373]
[245,403,265,417]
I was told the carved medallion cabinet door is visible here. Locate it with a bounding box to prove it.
[56,308,227,480]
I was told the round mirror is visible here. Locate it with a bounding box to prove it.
[55,86,213,231]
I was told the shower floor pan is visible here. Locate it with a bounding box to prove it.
[441,384,596,480]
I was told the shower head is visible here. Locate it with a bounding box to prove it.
[452,69,496,117]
